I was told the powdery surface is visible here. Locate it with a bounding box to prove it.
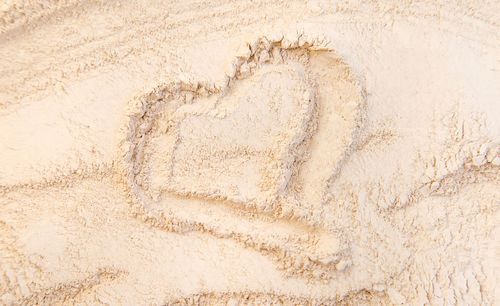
[0,1,499,305]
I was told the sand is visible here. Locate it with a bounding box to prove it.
[0,1,499,305]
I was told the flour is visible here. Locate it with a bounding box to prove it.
[1,1,499,305]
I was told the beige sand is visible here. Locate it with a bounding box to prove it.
[1,1,499,305]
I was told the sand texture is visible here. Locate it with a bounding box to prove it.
[1,1,499,305]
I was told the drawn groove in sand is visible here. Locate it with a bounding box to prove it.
[125,37,364,279]
[18,269,122,305]
[168,288,388,305]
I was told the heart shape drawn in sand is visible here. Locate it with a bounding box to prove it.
[122,37,408,282]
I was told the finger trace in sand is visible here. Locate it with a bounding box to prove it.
[125,37,364,280]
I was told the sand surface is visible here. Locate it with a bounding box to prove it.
[1,1,499,305]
